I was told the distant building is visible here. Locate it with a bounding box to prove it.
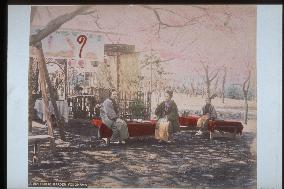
[104,44,140,100]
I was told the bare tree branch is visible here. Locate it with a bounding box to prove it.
[200,60,207,71]
[221,66,227,102]
[140,57,174,70]
[243,70,251,92]
[30,6,91,46]
[140,5,207,37]
[46,7,52,19]
[179,38,197,53]
[209,70,219,82]
[81,10,97,15]
[89,13,103,29]
[59,27,126,36]
[155,7,207,23]
[105,33,114,43]
[246,75,251,91]
[160,58,175,63]
[189,5,209,12]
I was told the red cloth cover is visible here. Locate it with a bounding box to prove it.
[91,116,243,138]
[92,119,156,138]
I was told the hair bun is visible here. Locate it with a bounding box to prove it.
[166,90,173,97]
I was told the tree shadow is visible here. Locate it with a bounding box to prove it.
[29,119,256,188]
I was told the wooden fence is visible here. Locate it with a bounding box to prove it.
[67,91,152,120]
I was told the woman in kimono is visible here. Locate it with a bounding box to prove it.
[100,89,129,143]
[155,90,180,143]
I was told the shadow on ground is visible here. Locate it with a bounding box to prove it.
[29,119,256,188]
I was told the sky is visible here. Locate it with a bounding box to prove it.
[31,5,256,89]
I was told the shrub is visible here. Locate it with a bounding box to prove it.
[225,84,255,100]
[129,98,145,119]
[225,85,243,100]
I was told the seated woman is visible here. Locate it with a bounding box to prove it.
[195,96,217,136]
[100,89,129,144]
[155,90,180,143]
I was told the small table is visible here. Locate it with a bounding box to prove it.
[28,135,55,163]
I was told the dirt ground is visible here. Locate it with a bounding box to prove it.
[29,111,256,188]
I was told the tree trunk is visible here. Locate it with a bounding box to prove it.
[242,71,250,125]
[205,65,211,99]
[28,57,34,132]
[201,63,219,99]
[243,70,251,124]
[190,82,195,97]
[34,44,54,137]
[222,67,227,103]
[117,53,120,91]
[36,42,66,141]
[213,76,219,97]
[64,60,68,99]
[206,81,211,99]
[244,96,248,124]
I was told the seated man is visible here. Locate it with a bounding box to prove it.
[195,97,217,136]
[100,89,129,143]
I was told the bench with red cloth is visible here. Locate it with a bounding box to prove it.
[178,116,243,135]
[91,119,157,139]
[178,115,199,129]
[208,119,243,134]
[91,116,243,139]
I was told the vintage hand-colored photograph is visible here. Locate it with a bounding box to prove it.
[28,5,257,188]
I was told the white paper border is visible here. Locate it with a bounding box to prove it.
[7,5,282,189]
[257,5,282,189]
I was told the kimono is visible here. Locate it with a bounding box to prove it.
[100,98,117,127]
[100,98,129,141]
[155,100,180,134]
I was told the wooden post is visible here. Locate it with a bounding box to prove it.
[117,53,120,91]
[124,93,127,118]
[233,128,237,139]
[83,96,86,111]
[64,59,68,100]
[28,57,34,132]
[35,42,66,141]
[209,131,212,140]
